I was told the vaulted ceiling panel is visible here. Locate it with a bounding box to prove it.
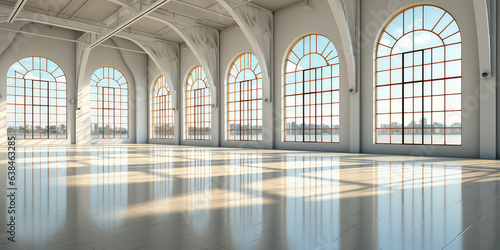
[56,0,89,17]
[24,0,74,13]
[129,17,185,43]
[206,2,230,15]
[0,0,16,8]
[160,1,235,29]
[181,0,218,8]
[73,0,121,22]
[250,0,303,11]
[158,30,184,43]
[129,18,169,35]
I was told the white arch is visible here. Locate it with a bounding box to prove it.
[216,1,273,102]
[326,0,356,92]
[473,0,491,76]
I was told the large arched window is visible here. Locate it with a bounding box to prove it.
[185,66,211,140]
[375,5,461,145]
[7,56,67,139]
[227,53,263,141]
[90,67,128,139]
[151,76,174,139]
[284,34,340,143]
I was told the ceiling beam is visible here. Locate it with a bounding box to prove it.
[89,0,172,49]
[147,9,198,29]
[0,4,178,45]
[0,4,104,33]
[7,0,27,23]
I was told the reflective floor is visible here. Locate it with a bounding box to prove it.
[0,145,499,250]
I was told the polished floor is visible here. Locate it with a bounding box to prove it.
[0,145,499,250]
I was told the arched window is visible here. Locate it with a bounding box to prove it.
[185,66,211,140]
[284,34,340,143]
[151,76,174,139]
[375,5,461,145]
[90,67,128,139]
[227,53,263,141]
[7,56,67,139]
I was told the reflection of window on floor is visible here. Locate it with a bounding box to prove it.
[7,57,67,139]
[284,156,340,249]
[152,147,174,199]
[16,147,67,238]
[376,162,462,249]
[90,146,128,228]
[185,149,212,228]
[375,5,462,145]
[228,152,264,246]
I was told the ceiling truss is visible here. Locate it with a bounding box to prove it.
[90,0,172,49]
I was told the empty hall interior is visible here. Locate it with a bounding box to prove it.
[0,0,499,249]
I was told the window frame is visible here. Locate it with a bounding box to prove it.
[374,4,462,146]
[6,56,68,140]
[185,66,212,141]
[283,34,341,143]
[90,66,129,139]
[226,53,263,142]
[151,76,174,139]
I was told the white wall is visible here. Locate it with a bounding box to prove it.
[359,0,481,158]
[492,0,500,159]
[112,38,149,144]
[497,0,500,159]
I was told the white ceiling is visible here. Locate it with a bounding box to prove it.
[0,0,303,44]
